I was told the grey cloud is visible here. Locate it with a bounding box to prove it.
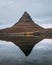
[0,0,52,28]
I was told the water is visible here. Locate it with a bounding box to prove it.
[0,37,52,65]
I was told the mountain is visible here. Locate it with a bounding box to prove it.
[0,12,44,33]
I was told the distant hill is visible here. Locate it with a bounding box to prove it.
[0,12,44,33]
[47,28,52,31]
[45,28,52,32]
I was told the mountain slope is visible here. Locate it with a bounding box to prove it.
[0,12,44,33]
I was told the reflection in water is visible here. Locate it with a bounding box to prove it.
[0,36,52,65]
[0,36,44,56]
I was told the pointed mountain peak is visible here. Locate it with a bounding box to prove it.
[23,11,29,16]
[22,11,31,19]
[24,11,28,14]
[17,11,33,23]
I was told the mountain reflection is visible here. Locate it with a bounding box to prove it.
[0,36,45,56]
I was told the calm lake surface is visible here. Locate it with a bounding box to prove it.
[0,38,52,65]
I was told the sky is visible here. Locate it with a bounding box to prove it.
[0,0,52,29]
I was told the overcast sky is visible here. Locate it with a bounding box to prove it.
[0,0,52,29]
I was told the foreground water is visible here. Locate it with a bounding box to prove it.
[0,39,52,65]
